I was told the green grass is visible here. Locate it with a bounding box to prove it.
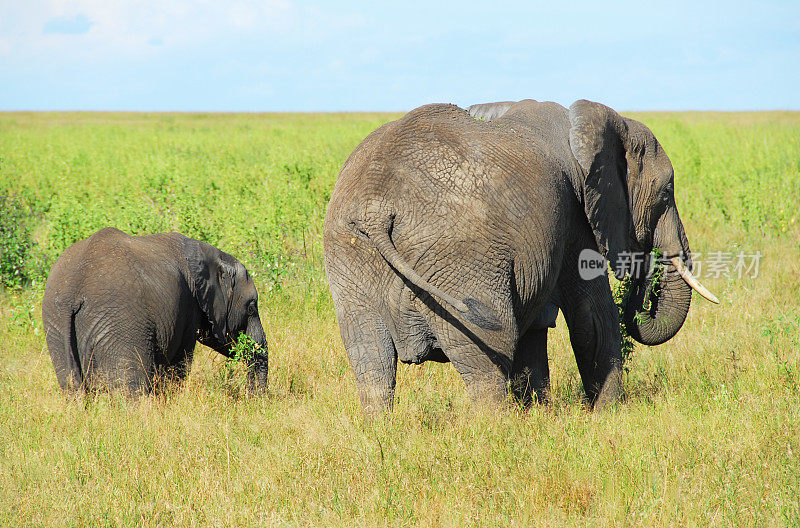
[1,110,799,527]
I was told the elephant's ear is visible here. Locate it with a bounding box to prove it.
[186,239,237,346]
[568,100,634,279]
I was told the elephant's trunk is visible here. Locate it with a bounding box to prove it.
[623,257,692,346]
[245,321,269,391]
[247,349,269,391]
[621,204,723,346]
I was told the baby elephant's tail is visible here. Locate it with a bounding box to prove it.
[366,224,502,331]
[44,304,85,391]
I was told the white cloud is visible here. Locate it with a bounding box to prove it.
[0,0,301,59]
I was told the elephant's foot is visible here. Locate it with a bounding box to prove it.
[592,362,623,410]
[464,376,508,412]
[452,357,510,411]
[510,367,551,407]
[357,383,395,417]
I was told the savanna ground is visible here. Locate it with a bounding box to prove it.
[0,109,798,527]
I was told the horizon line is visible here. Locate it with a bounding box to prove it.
[2,107,798,114]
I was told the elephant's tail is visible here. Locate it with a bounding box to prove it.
[56,304,84,391]
[44,299,85,391]
[366,224,502,331]
[65,307,84,388]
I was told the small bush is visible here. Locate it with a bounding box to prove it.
[0,194,35,289]
[612,276,636,371]
[214,334,263,399]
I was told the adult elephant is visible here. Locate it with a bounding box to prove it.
[323,99,717,414]
[42,227,269,395]
[469,100,720,404]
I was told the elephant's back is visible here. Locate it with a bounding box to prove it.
[47,228,184,308]
[326,103,561,229]
[43,229,131,307]
[324,103,569,270]
[89,231,184,298]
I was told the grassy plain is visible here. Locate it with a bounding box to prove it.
[0,109,798,526]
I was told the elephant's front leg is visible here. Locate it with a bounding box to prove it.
[511,302,559,406]
[558,271,623,409]
[510,327,550,406]
[338,311,398,415]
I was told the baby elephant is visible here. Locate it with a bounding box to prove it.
[42,227,268,395]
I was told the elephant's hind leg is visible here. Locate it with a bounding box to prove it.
[112,348,156,396]
[339,311,398,415]
[438,333,511,409]
[83,341,155,397]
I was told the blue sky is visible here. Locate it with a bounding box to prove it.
[1,1,798,111]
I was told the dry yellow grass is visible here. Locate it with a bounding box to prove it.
[0,110,798,526]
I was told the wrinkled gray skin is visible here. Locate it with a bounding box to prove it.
[324,99,696,415]
[470,101,560,341]
[42,227,269,395]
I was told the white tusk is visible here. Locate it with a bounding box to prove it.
[670,257,720,304]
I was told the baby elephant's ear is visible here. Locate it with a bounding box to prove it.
[568,99,634,279]
[186,238,236,346]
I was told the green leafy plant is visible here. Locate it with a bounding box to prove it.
[215,333,263,398]
[230,333,260,364]
[611,276,636,371]
[614,249,669,371]
[641,249,664,312]
[0,194,35,289]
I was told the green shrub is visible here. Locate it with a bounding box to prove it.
[612,276,636,371]
[213,333,264,399]
[0,194,34,289]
